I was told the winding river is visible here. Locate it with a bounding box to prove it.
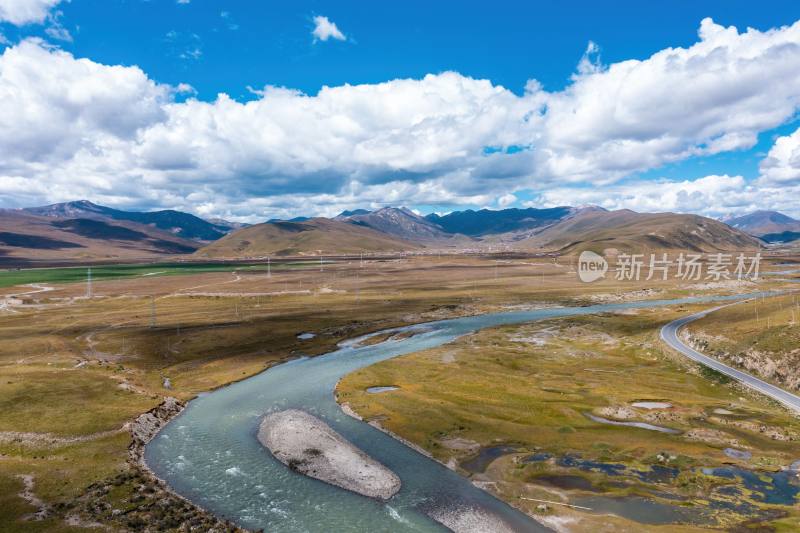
[145,292,777,532]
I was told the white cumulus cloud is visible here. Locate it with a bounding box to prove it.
[497,193,517,208]
[531,173,800,219]
[532,175,749,215]
[0,0,63,25]
[1,17,800,221]
[312,15,346,42]
[537,17,800,185]
[758,127,800,185]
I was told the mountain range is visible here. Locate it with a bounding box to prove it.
[426,206,575,237]
[0,200,789,263]
[724,210,800,243]
[199,205,763,258]
[0,209,199,265]
[23,200,239,242]
[335,207,457,242]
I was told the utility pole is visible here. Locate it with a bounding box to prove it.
[360,252,364,269]
[267,256,271,278]
[150,296,156,328]
[86,267,92,299]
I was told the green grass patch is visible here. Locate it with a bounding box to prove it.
[0,261,315,288]
[0,367,157,435]
[338,308,800,529]
[698,364,733,384]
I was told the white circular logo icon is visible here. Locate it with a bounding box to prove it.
[578,250,607,283]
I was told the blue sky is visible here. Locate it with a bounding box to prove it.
[1,1,800,220]
[16,0,798,97]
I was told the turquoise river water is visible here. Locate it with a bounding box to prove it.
[145,292,773,532]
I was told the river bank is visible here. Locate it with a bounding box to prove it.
[104,398,247,532]
[337,301,800,531]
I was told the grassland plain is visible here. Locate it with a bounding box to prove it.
[337,281,800,532]
[0,254,794,531]
[0,260,320,289]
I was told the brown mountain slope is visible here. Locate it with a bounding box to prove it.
[195,218,419,258]
[336,207,459,243]
[724,210,800,237]
[518,209,763,254]
[0,211,199,265]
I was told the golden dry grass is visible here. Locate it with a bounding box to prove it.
[337,276,800,531]
[0,253,796,530]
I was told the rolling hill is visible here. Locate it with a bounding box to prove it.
[760,231,800,244]
[195,218,419,258]
[24,200,239,241]
[0,211,200,265]
[520,209,763,254]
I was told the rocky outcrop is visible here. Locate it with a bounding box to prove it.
[685,332,800,391]
[60,397,246,532]
[128,396,184,464]
[258,409,401,500]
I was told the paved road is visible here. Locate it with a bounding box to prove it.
[661,304,800,415]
